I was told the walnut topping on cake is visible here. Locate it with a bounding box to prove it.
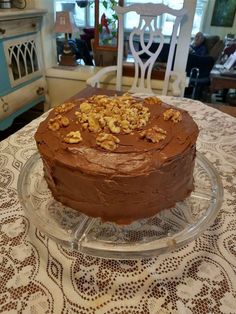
[140,126,167,143]
[105,117,121,134]
[48,120,60,131]
[75,94,150,136]
[163,109,182,123]
[79,102,92,113]
[64,131,82,144]
[55,102,75,115]
[96,132,120,151]
[48,115,69,131]
[87,115,101,133]
[144,96,162,105]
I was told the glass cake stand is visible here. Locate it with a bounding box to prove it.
[18,152,223,259]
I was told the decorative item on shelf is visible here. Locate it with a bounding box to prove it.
[92,0,123,66]
[54,11,79,66]
[94,0,123,52]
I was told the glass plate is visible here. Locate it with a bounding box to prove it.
[18,152,223,259]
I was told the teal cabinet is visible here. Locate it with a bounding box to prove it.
[0,9,47,131]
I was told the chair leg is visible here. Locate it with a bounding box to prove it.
[189,67,199,99]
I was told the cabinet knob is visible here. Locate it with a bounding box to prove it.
[36,87,45,96]
[0,28,6,34]
[32,23,36,28]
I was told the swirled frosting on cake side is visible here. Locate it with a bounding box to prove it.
[35,94,199,224]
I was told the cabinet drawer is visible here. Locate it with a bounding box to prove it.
[0,17,41,39]
[0,77,47,121]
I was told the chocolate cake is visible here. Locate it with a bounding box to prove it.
[35,94,199,224]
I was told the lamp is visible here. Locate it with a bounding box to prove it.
[76,1,89,8]
[54,11,79,66]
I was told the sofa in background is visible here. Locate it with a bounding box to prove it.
[186,35,224,76]
[185,35,224,99]
[204,35,224,61]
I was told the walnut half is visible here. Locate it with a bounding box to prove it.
[64,131,82,144]
[48,115,69,131]
[96,132,120,151]
[144,96,162,105]
[163,109,182,123]
[55,102,75,115]
[140,126,167,143]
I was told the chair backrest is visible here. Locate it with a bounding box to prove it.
[115,3,187,95]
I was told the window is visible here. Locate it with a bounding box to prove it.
[55,1,87,27]
[124,0,208,36]
[192,0,208,35]
[124,0,183,35]
[55,0,208,36]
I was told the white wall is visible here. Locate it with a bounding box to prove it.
[28,0,57,68]
[202,0,236,39]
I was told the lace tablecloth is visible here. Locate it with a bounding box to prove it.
[0,95,236,314]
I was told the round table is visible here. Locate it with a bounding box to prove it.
[0,90,236,313]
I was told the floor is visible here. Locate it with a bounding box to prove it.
[205,90,236,118]
[206,103,236,118]
[0,93,235,142]
[0,103,44,142]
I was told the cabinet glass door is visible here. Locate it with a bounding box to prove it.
[4,34,43,87]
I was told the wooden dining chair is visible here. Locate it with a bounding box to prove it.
[87,3,187,96]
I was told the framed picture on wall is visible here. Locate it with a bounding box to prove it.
[211,0,236,27]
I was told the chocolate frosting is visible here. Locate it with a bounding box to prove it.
[35,95,199,224]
